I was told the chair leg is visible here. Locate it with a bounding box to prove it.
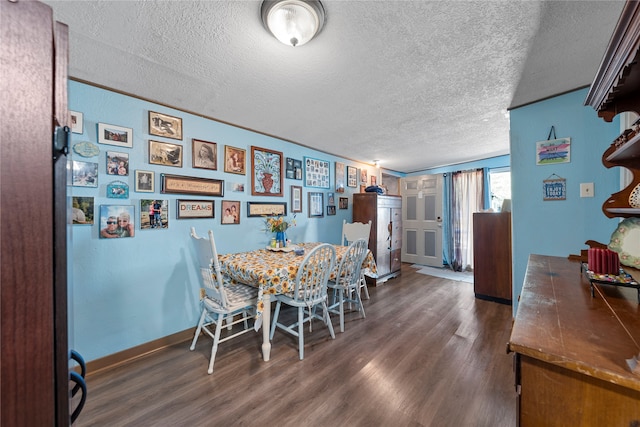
[269,300,282,340]
[338,289,345,333]
[208,313,224,375]
[297,306,305,360]
[190,308,207,350]
[354,286,366,319]
[322,301,335,339]
[360,273,370,300]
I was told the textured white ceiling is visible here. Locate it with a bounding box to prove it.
[43,0,624,173]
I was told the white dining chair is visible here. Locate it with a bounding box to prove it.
[341,219,372,300]
[189,227,258,374]
[269,243,336,360]
[327,238,369,332]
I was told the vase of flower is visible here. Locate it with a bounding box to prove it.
[275,231,286,248]
[262,173,274,193]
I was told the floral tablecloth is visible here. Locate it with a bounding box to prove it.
[218,242,377,330]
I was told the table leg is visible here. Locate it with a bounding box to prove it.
[261,293,271,361]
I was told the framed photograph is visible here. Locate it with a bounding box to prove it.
[221,200,240,224]
[106,180,129,199]
[308,192,324,217]
[286,157,295,179]
[327,192,335,206]
[72,160,98,187]
[72,196,94,224]
[135,170,154,192]
[106,151,129,176]
[327,205,336,216]
[536,137,571,165]
[371,175,377,186]
[149,140,183,167]
[290,185,303,213]
[141,199,169,229]
[69,110,83,134]
[335,161,345,193]
[247,202,287,217]
[339,197,348,209]
[176,199,214,219]
[294,159,302,180]
[304,156,330,189]
[149,111,183,140]
[224,146,246,175]
[161,174,224,196]
[192,139,217,170]
[99,205,135,239]
[98,123,133,148]
[251,146,283,196]
[360,168,368,184]
[347,166,357,187]
[360,184,366,193]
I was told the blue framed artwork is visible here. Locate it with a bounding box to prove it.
[107,181,129,199]
[304,156,330,189]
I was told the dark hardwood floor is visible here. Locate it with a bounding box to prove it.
[74,264,516,426]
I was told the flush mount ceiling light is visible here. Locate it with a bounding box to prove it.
[261,0,325,47]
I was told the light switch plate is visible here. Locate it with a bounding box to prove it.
[580,182,594,198]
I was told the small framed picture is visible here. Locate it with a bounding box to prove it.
[192,139,217,170]
[308,192,324,218]
[371,175,377,186]
[176,199,215,219]
[339,197,348,209]
[327,192,335,206]
[106,151,129,176]
[72,160,98,187]
[360,168,368,184]
[294,159,303,180]
[106,180,129,199]
[69,111,83,134]
[327,205,336,216]
[291,185,303,213]
[149,140,183,167]
[335,161,345,192]
[98,123,133,148]
[347,166,357,187]
[141,199,169,229]
[72,196,94,224]
[149,111,183,140]
[135,170,154,192]
[286,157,295,179]
[221,200,240,224]
[224,145,246,175]
[99,205,135,239]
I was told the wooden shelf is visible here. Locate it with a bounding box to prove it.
[606,131,640,162]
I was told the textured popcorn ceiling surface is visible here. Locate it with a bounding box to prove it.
[44,1,624,173]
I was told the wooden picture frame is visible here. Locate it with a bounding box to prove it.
[98,122,133,148]
[304,156,330,189]
[247,202,287,217]
[339,197,348,209]
[135,170,154,192]
[192,139,217,170]
[308,192,324,217]
[251,146,283,196]
[290,185,303,213]
[149,140,183,167]
[347,166,357,187]
[176,199,215,219]
[149,111,183,140]
[160,174,224,196]
[224,145,246,175]
[221,200,240,224]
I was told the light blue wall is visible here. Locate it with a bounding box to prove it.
[406,154,510,176]
[68,81,384,362]
[510,88,621,314]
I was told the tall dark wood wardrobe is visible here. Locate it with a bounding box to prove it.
[1,1,71,425]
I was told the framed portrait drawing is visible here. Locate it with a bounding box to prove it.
[140,199,169,229]
[98,123,133,148]
[149,111,183,140]
[224,145,246,175]
[72,160,98,187]
[290,185,303,213]
[99,205,135,239]
[106,151,129,176]
[335,161,345,193]
[135,170,154,192]
[304,156,330,189]
[251,146,283,196]
[339,197,348,209]
[69,110,83,134]
[308,192,324,217]
[72,196,94,224]
[221,200,240,224]
[192,139,217,170]
[176,199,214,219]
[347,166,357,187]
[149,140,183,167]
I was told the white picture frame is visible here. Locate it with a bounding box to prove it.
[98,122,133,148]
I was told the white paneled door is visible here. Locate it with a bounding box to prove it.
[401,174,443,267]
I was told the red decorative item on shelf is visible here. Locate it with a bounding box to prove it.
[588,247,620,275]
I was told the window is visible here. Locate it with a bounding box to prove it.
[489,168,511,212]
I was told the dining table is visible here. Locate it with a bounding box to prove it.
[218,242,377,361]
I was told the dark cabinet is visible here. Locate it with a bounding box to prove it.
[353,193,402,284]
[473,212,512,304]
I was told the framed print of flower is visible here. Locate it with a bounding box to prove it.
[251,146,283,196]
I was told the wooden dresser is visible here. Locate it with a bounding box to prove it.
[508,255,640,425]
[472,212,512,304]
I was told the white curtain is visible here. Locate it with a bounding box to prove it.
[449,169,484,272]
